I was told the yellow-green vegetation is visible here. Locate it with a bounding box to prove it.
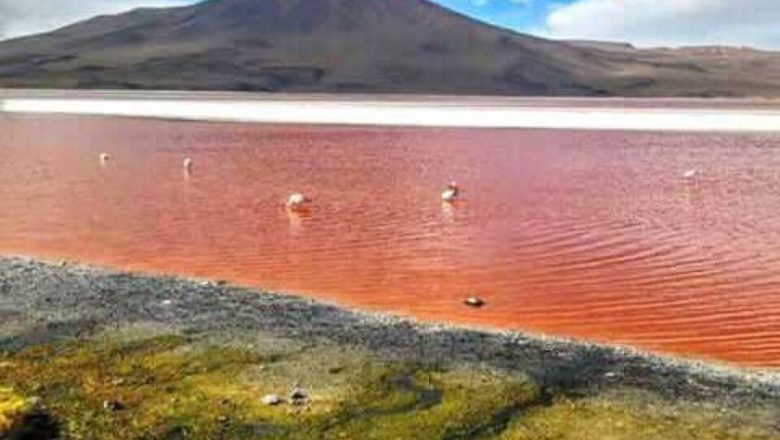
[0,386,29,432]
[323,368,535,439]
[0,331,536,439]
[0,329,776,439]
[499,390,778,440]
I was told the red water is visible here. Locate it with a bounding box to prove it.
[1,114,779,368]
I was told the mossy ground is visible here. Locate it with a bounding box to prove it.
[499,390,778,440]
[0,327,536,439]
[0,327,776,439]
[0,386,29,432]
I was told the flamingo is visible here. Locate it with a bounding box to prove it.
[183,157,194,173]
[682,169,698,180]
[286,192,312,211]
[441,181,461,203]
[99,152,110,164]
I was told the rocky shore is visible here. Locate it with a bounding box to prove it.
[1,256,778,439]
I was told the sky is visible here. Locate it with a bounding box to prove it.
[1,0,780,49]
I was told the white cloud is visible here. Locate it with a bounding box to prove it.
[0,0,190,40]
[543,0,780,49]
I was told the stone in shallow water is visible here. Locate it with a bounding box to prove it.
[464,297,485,308]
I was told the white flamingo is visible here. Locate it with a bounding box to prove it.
[183,157,194,173]
[286,192,312,211]
[99,152,110,164]
[441,181,461,203]
[682,169,698,180]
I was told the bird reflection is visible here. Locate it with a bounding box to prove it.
[286,207,312,236]
[441,201,456,224]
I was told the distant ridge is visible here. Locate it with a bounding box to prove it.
[1,0,780,97]
[566,40,636,52]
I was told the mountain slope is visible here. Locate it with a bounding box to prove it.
[1,0,780,97]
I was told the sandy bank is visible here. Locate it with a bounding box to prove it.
[4,94,780,132]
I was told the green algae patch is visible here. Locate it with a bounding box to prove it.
[498,389,779,440]
[319,368,536,440]
[0,332,538,439]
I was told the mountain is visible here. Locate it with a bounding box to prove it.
[1,0,780,97]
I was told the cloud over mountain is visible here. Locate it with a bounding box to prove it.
[545,0,780,49]
[0,0,188,39]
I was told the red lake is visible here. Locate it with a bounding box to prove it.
[1,114,779,367]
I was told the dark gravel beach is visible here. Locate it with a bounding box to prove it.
[1,257,777,405]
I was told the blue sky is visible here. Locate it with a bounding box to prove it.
[432,0,567,34]
[1,0,780,49]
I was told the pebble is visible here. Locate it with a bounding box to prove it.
[262,394,282,406]
[103,400,124,412]
[290,387,308,404]
[27,396,43,409]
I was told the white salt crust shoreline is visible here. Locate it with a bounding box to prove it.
[4,97,780,132]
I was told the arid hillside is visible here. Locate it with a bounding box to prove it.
[1,0,779,97]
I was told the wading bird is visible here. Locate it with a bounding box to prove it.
[183,157,194,173]
[441,181,461,203]
[286,193,312,211]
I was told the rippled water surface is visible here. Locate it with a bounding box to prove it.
[1,114,779,367]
